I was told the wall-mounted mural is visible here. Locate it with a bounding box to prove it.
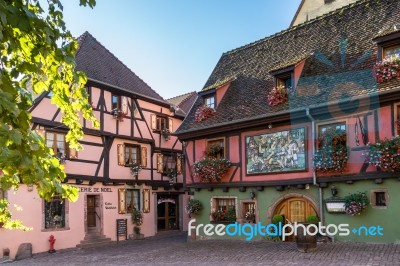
[246,127,306,174]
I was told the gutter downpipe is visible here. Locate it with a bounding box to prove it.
[306,108,325,227]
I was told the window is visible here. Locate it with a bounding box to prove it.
[156,116,168,131]
[44,195,65,229]
[125,145,140,166]
[371,190,388,208]
[276,73,292,89]
[204,96,215,109]
[242,202,256,223]
[46,132,66,157]
[126,189,140,213]
[318,122,346,136]
[383,44,400,57]
[112,94,120,110]
[206,138,225,159]
[216,198,235,212]
[156,153,182,175]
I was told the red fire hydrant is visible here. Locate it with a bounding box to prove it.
[48,235,56,253]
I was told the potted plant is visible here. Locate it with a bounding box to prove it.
[267,86,288,106]
[296,215,319,253]
[367,136,400,172]
[185,199,202,218]
[344,192,369,216]
[266,214,284,241]
[194,105,216,122]
[192,157,231,182]
[206,143,223,157]
[313,128,349,173]
[131,209,144,240]
[112,108,123,120]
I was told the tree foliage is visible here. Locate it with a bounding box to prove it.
[0,0,98,229]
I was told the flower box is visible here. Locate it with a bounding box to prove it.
[194,105,216,122]
[374,54,400,84]
[193,158,231,182]
[267,86,288,106]
[367,136,400,172]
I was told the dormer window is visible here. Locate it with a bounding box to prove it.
[204,95,215,109]
[270,66,294,92]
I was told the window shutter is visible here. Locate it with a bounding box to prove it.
[121,96,129,115]
[140,147,147,168]
[118,188,126,214]
[168,118,173,133]
[157,153,164,173]
[176,154,182,174]
[117,144,125,166]
[151,114,157,130]
[69,148,78,159]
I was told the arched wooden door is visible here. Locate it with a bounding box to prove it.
[274,197,318,240]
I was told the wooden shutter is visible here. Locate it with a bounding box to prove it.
[142,189,150,213]
[140,147,147,168]
[157,153,164,173]
[168,118,173,133]
[121,96,129,115]
[117,144,125,166]
[69,147,78,159]
[118,188,126,214]
[176,154,182,174]
[151,114,157,130]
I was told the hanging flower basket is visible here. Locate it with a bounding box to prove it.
[130,163,142,176]
[165,169,177,184]
[185,199,202,217]
[313,128,349,173]
[194,105,216,122]
[344,192,369,216]
[267,86,288,106]
[206,143,223,157]
[161,128,171,140]
[374,54,400,84]
[193,158,231,182]
[367,136,400,172]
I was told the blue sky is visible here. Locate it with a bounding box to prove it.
[62,0,301,99]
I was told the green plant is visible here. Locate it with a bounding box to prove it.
[134,226,141,235]
[272,214,284,225]
[185,199,202,216]
[344,192,369,216]
[306,215,319,224]
[314,128,349,173]
[207,144,223,157]
[161,128,171,140]
[193,158,231,182]
[211,206,236,222]
[225,206,237,222]
[130,163,142,176]
[131,209,143,225]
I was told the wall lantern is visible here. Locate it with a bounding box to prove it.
[250,191,256,200]
[324,185,345,213]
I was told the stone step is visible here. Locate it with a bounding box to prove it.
[79,237,112,245]
[76,240,116,249]
[84,234,105,240]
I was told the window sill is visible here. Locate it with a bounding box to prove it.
[41,227,70,232]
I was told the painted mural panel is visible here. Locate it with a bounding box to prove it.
[246,127,306,174]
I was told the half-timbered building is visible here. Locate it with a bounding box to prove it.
[1,32,192,258]
[176,0,400,243]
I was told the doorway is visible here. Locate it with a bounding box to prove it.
[274,197,318,241]
[87,195,97,228]
[157,195,179,231]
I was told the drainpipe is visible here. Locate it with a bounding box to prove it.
[306,108,325,225]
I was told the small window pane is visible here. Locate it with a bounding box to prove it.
[45,196,65,229]
[205,97,215,109]
[383,44,400,57]
[112,95,119,110]
[375,192,386,207]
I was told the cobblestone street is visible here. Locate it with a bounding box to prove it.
[9,232,400,266]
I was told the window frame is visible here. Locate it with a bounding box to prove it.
[206,137,226,159]
[374,32,400,61]
[204,95,216,109]
[156,116,168,131]
[270,66,294,90]
[111,94,120,110]
[316,121,347,147]
[43,195,68,231]
[370,189,388,209]
[126,189,141,214]
[162,153,177,175]
[124,144,141,166]
[45,131,67,158]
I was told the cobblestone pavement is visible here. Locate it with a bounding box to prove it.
[10,232,400,266]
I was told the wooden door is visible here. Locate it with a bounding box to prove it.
[274,197,317,241]
[157,197,179,230]
[87,195,96,227]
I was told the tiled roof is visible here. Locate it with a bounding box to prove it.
[176,0,400,135]
[76,32,165,102]
[167,91,198,115]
